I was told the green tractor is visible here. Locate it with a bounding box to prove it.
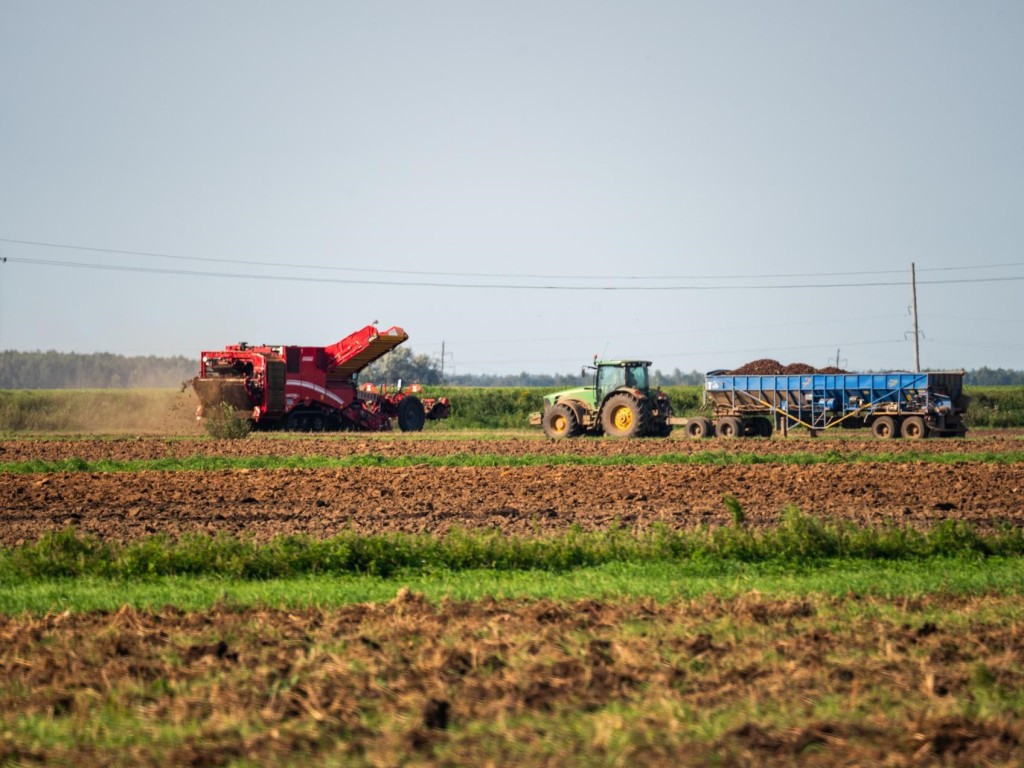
[531,359,674,438]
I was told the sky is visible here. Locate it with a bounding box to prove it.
[1,1,1023,377]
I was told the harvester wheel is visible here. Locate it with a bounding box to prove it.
[600,393,649,438]
[397,396,426,432]
[685,417,713,439]
[716,416,743,438]
[543,403,582,439]
[901,415,927,439]
[871,416,896,439]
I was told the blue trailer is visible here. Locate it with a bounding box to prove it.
[681,370,969,439]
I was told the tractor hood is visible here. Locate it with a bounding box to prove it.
[544,385,597,410]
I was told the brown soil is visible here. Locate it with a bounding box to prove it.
[3,429,1023,463]
[2,432,1023,545]
[2,595,1021,766]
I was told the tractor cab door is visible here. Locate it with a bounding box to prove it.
[596,365,625,403]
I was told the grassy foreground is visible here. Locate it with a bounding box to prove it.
[4,448,1024,475]
[3,514,1024,612]
[4,558,1024,615]
[3,576,1023,766]
[3,522,1024,764]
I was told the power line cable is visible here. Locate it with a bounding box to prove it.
[458,338,908,367]
[921,313,1024,326]
[439,314,908,347]
[929,338,1024,351]
[5,256,1024,291]
[2,236,1022,281]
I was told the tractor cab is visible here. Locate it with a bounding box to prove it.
[593,360,651,402]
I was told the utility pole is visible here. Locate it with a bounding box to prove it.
[440,341,445,383]
[0,254,6,352]
[910,262,921,372]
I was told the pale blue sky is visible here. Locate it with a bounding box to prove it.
[2,1,1022,375]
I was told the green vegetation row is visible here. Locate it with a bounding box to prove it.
[5,511,1024,582]
[7,559,1024,615]
[965,386,1024,428]
[5,449,1024,476]
[3,385,1023,433]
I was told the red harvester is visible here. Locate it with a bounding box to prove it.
[191,324,450,431]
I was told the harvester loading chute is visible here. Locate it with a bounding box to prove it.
[323,325,409,376]
[191,323,449,432]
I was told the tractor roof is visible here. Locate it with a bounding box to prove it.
[596,360,652,367]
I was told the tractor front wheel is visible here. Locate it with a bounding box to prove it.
[543,403,582,439]
[600,393,649,438]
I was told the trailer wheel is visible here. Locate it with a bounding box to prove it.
[901,415,927,439]
[750,418,773,438]
[717,416,743,439]
[397,396,426,432]
[685,417,713,439]
[871,416,896,439]
[543,403,582,439]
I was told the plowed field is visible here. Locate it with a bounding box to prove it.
[4,431,1024,766]
[2,431,1024,545]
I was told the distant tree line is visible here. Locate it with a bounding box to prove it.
[0,351,196,389]
[964,367,1024,386]
[1,349,1022,389]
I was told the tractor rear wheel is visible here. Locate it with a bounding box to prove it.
[648,419,672,437]
[600,393,649,438]
[397,396,426,432]
[543,403,582,439]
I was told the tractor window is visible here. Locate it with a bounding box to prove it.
[627,365,648,390]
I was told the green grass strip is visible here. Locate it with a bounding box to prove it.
[3,558,1023,614]
[3,513,1023,583]
[4,449,1024,474]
